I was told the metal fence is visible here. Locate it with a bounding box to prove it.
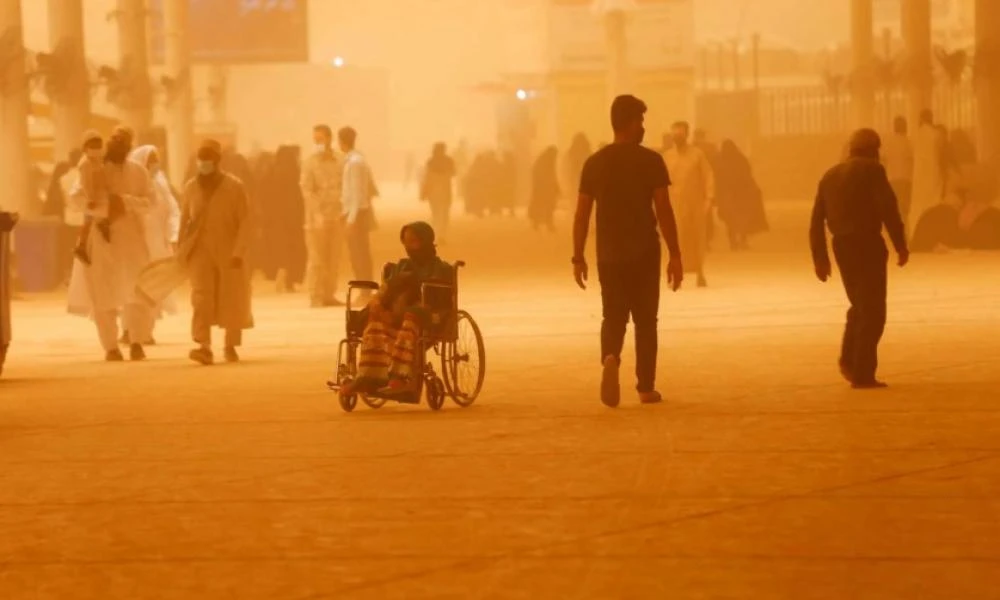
[698,82,978,139]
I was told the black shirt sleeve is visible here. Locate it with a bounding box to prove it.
[650,152,670,189]
[809,176,830,268]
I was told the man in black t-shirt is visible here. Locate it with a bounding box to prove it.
[572,94,684,408]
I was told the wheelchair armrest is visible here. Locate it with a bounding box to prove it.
[348,280,380,290]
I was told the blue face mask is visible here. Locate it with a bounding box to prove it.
[197,161,216,176]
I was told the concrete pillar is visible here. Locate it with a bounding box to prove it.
[47,0,90,164]
[163,0,193,187]
[902,0,933,128]
[975,0,1000,167]
[851,0,876,128]
[0,0,32,214]
[603,9,629,104]
[116,0,152,134]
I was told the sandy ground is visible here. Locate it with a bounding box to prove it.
[2,195,1000,599]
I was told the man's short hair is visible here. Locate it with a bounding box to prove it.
[338,126,357,148]
[919,109,934,125]
[314,124,332,139]
[893,116,908,134]
[111,125,134,145]
[848,128,881,156]
[671,121,690,134]
[610,95,647,132]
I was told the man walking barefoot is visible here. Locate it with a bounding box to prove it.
[573,94,684,407]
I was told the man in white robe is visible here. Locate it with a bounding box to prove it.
[66,127,156,361]
[909,109,945,233]
[663,121,715,287]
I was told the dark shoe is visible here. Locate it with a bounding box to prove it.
[697,273,708,288]
[129,344,146,361]
[852,380,888,390]
[105,349,124,362]
[639,391,663,404]
[189,347,214,366]
[600,355,620,408]
[144,337,156,346]
[224,347,240,363]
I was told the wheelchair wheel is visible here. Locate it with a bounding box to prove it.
[425,375,445,411]
[339,390,358,412]
[442,310,485,407]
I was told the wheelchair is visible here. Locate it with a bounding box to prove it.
[327,260,486,412]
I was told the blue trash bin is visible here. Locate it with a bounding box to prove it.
[12,216,61,293]
[0,212,17,376]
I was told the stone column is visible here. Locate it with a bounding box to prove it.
[163,0,193,187]
[851,0,876,128]
[603,9,629,104]
[902,0,933,127]
[975,0,1000,167]
[116,0,152,134]
[0,0,32,214]
[47,0,90,164]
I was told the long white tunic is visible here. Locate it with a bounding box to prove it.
[910,124,945,224]
[66,159,154,317]
[663,145,715,272]
[130,145,181,314]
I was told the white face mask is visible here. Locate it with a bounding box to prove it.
[197,161,217,176]
[316,143,329,154]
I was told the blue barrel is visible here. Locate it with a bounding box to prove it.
[0,212,16,376]
[12,216,61,293]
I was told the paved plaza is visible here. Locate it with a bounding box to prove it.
[1,203,999,599]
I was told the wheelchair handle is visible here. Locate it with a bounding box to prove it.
[347,280,379,290]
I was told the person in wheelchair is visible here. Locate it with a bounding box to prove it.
[343,221,455,397]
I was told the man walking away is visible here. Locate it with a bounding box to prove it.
[573,94,684,408]
[178,140,254,366]
[810,128,909,389]
[302,124,345,307]
[339,127,375,289]
[882,116,915,231]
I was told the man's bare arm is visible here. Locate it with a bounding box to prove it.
[653,186,681,257]
[573,193,594,259]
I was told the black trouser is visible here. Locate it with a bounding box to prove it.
[832,235,888,383]
[597,252,661,393]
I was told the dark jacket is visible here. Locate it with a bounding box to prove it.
[810,157,908,268]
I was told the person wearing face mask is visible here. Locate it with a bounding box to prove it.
[300,124,345,308]
[573,94,683,409]
[66,126,156,362]
[119,145,181,345]
[177,139,254,366]
[339,221,454,399]
[810,128,909,389]
[662,121,715,288]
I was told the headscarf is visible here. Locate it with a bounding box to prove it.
[400,221,437,264]
[129,145,175,208]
